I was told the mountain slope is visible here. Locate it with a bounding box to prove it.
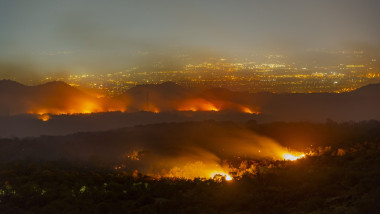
[0,80,101,115]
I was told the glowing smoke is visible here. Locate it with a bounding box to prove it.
[113,122,302,179]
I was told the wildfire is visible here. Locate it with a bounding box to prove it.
[211,172,233,181]
[80,101,102,114]
[30,98,129,121]
[38,114,51,122]
[240,106,259,114]
[178,98,220,112]
[282,153,305,161]
[28,96,263,121]
[162,161,233,181]
[149,106,160,113]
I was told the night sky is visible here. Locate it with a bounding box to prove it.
[0,0,379,75]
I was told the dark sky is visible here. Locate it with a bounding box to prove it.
[0,0,379,75]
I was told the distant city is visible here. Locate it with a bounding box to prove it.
[17,50,380,96]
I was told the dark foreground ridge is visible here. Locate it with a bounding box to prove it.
[0,121,379,213]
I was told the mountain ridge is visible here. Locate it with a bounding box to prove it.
[0,79,379,122]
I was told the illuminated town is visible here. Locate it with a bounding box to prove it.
[1,0,380,212]
[35,50,379,96]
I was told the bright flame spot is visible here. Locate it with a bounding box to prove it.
[225,174,233,181]
[282,153,305,161]
[211,172,233,181]
[178,99,220,112]
[80,101,101,114]
[38,114,50,121]
[145,105,160,113]
[241,107,254,114]
[108,107,127,113]
[240,106,260,114]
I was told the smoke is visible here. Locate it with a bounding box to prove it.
[0,62,42,84]
[0,80,259,116]
[0,119,295,179]
[1,0,379,79]
[113,122,290,178]
[122,82,259,114]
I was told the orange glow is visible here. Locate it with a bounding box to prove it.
[282,153,305,161]
[164,161,233,180]
[26,94,262,116]
[178,98,220,112]
[107,107,127,113]
[145,105,160,113]
[211,172,233,181]
[29,96,128,117]
[38,114,51,121]
[240,106,259,114]
[95,94,105,98]
[152,107,160,113]
[80,101,102,114]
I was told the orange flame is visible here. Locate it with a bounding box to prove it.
[149,106,160,113]
[211,172,233,181]
[282,153,305,161]
[38,114,51,122]
[164,161,232,181]
[28,94,262,118]
[178,98,220,112]
[240,106,259,114]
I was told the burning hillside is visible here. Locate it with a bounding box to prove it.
[1,120,379,213]
[1,80,380,123]
[0,80,259,121]
[0,120,306,180]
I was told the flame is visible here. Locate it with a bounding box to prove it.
[211,172,233,181]
[225,174,233,181]
[282,153,305,161]
[151,107,160,113]
[29,97,128,118]
[80,101,102,113]
[38,114,51,121]
[164,161,233,181]
[240,106,260,114]
[107,107,127,113]
[27,95,262,117]
[178,98,220,112]
[145,105,160,113]
[177,99,260,114]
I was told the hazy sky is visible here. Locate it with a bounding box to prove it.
[0,0,379,76]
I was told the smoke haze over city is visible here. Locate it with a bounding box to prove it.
[1,1,380,213]
[0,0,379,79]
